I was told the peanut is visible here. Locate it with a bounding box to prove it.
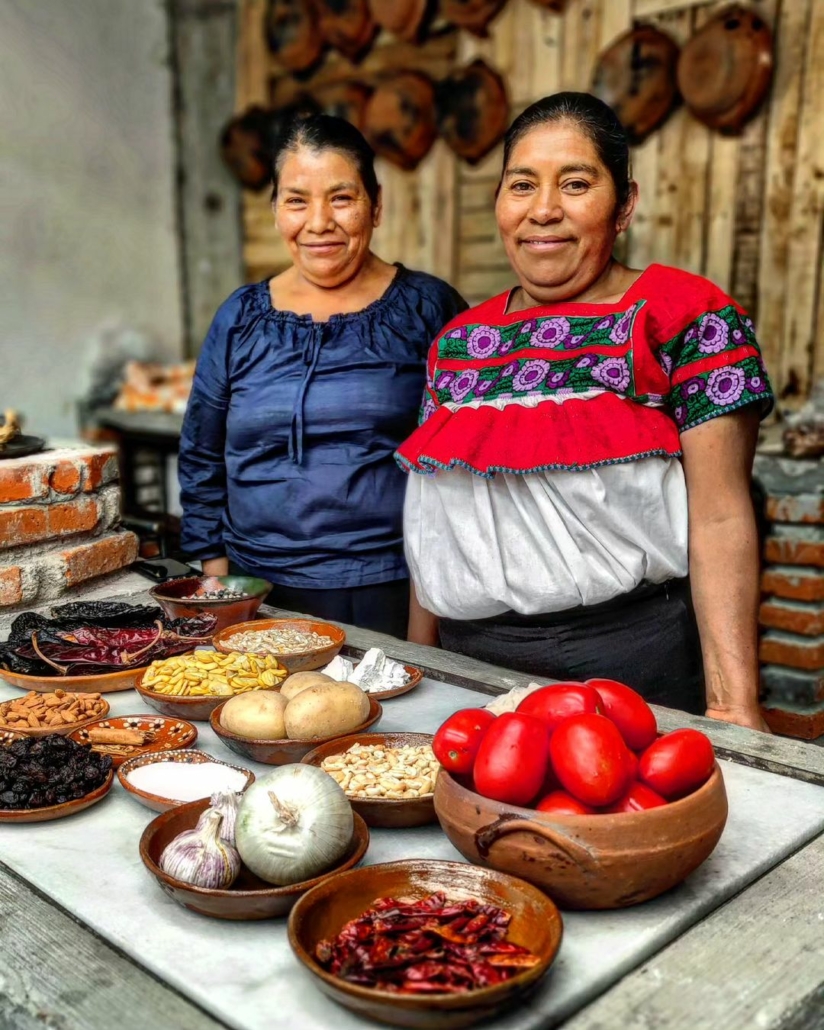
[321,743,439,800]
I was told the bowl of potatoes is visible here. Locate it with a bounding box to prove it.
[209,671,383,764]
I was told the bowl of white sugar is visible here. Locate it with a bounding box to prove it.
[118,749,254,812]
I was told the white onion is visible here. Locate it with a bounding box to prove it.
[235,765,353,886]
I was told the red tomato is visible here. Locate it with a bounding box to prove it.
[473,713,550,806]
[625,749,639,782]
[587,678,658,750]
[516,682,601,733]
[549,713,631,807]
[638,729,715,800]
[432,708,496,776]
[535,790,596,816]
[605,782,667,813]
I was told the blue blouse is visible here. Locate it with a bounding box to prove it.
[179,265,466,589]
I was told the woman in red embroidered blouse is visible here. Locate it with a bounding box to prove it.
[398,93,773,730]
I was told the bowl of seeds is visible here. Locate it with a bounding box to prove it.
[212,619,346,673]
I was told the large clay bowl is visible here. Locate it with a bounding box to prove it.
[149,575,271,634]
[0,665,147,694]
[0,696,110,738]
[433,764,728,910]
[287,859,563,1029]
[0,769,114,824]
[118,748,254,813]
[213,618,345,673]
[134,667,264,722]
[301,731,437,828]
[210,696,383,764]
[140,798,370,920]
[70,714,198,768]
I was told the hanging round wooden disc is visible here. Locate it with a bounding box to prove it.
[316,0,378,63]
[367,0,433,43]
[264,0,325,75]
[677,5,773,134]
[363,71,438,170]
[441,0,509,39]
[220,107,276,192]
[527,0,568,10]
[436,59,509,165]
[313,81,373,132]
[592,25,680,146]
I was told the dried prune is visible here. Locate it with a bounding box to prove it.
[0,734,111,810]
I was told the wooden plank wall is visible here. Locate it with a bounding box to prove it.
[236,0,824,404]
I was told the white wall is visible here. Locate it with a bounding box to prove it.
[0,0,183,439]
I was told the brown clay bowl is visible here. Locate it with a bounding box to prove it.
[0,665,148,694]
[209,695,383,765]
[213,618,345,673]
[140,798,370,919]
[0,769,114,824]
[287,860,563,1029]
[301,732,437,828]
[365,664,424,702]
[433,764,728,910]
[0,696,110,738]
[118,748,254,813]
[149,575,271,634]
[134,667,279,722]
[69,714,198,768]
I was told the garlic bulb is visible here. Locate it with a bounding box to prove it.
[209,790,240,844]
[236,765,353,886]
[159,808,241,889]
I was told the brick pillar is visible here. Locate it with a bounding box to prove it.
[0,445,139,609]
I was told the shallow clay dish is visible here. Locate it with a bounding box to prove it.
[288,859,563,1029]
[70,715,197,768]
[0,769,114,824]
[302,732,436,828]
[149,575,271,634]
[0,665,148,695]
[140,798,370,920]
[118,748,254,813]
[365,665,423,702]
[210,696,383,765]
[135,668,268,722]
[434,764,728,910]
[0,697,110,739]
[213,618,345,673]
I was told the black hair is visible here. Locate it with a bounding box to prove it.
[500,92,632,208]
[270,113,380,207]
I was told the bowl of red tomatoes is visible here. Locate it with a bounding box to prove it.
[432,680,728,910]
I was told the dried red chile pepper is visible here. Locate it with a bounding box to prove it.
[316,892,539,994]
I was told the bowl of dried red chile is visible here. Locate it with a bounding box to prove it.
[287,859,562,1028]
[0,733,114,823]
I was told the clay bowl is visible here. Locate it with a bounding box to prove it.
[118,748,254,813]
[70,714,198,768]
[213,618,345,673]
[0,696,110,738]
[366,664,424,702]
[0,665,148,694]
[301,732,437,828]
[149,575,272,633]
[134,667,273,722]
[433,764,728,910]
[140,798,370,920]
[0,769,114,824]
[210,696,383,765]
[287,860,563,1029]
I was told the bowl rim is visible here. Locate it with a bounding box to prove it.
[149,575,272,605]
[212,617,346,661]
[69,713,199,754]
[209,695,383,749]
[0,767,115,820]
[286,858,563,1008]
[0,696,111,738]
[140,801,370,899]
[118,747,255,808]
[0,664,148,688]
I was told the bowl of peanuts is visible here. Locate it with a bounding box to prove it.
[0,690,110,739]
[301,732,439,829]
[212,619,346,673]
[135,650,288,722]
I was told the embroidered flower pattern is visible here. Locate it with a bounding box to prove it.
[449,370,479,402]
[447,326,467,340]
[420,397,436,423]
[530,318,570,348]
[513,360,551,392]
[696,313,730,354]
[591,357,631,392]
[575,354,599,369]
[658,352,673,376]
[546,369,571,388]
[435,371,455,389]
[610,310,634,344]
[706,365,746,406]
[467,325,502,359]
[747,374,768,394]
[680,376,706,399]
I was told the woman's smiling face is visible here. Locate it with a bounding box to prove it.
[495,120,636,304]
[274,145,381,288]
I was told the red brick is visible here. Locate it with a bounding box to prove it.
[761,567,824,602]
[760,701,824,741]
[0,498,100,549]
[62,532,139,586]
[764,537,824,567]
[0,507,48,549]
[759,599,824,636]
[49,463,82,496]
[48,498,100,537]
[765,494,824,525]
[0,566,22,606]
[83,451,118,492]
[759,633,824,670]
[0,466,47,504]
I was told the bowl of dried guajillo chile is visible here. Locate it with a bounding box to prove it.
[287,859,563,1028]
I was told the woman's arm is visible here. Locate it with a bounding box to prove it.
[408,582,440,646]
[681,408,770,731]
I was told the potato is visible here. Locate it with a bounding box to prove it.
[280,671,333,701]
[220,691,287,739]
[284,681,370,740]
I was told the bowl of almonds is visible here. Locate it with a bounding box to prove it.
[0,689,109,739]
[301,732,439,829]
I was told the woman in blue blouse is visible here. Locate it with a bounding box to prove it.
[179,115,465,637]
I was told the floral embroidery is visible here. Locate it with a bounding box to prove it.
[696,313,729,354]
[680,376,706,399]
[658,352,673,376]
[530,318,570,348]
[420,396,436,423]
[467,325,502,359]
[435,371,455,389]
[610,310,633,344]
[576,354,599,369]
[667,356,771,430]
[546,369,571,388]
[450,370,479,402]
[513,359,550,391]
[591,357,631,392]
[447,326,467,340]
[706,365,746,406]
[748,374,768,394]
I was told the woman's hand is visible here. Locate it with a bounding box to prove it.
[705,705,771,733]
[202,557,229,577]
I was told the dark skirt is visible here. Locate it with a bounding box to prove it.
[438,578,705,715]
